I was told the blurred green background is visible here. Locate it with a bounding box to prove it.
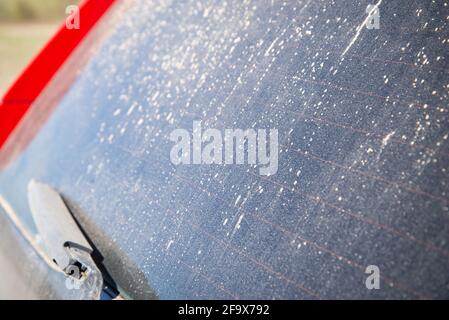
[0,0,80,95]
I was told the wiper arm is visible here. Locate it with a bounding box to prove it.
[28,180,117,299]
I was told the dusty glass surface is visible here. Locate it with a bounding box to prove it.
[1,0,448,299]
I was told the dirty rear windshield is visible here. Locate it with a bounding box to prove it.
[1,0,448,299]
